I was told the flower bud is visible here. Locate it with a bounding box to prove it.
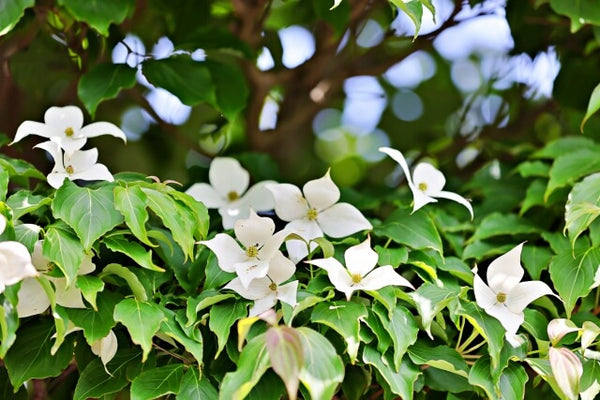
[547,318,579,346]
[549,347,583,400]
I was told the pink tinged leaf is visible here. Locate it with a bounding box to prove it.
[302,170,340,211]
[412,163,446,194]
[486,242,525,295]
[209,157,250,200]
[378,147,415,188]
[185,183,225,208]
[200,233,246,273]
[344,237,378,277]
[359,265,415,291]
[581,321,600,351]
[268,183,309,221]
[78,121,126,142]
[266,326,304,400]
[547,319,580,346]
[505,280,556,314]
[16,278,50,318]
[549,347,583,400]
[434,190,474,219]
[234,210,275,249]
[317,202,372,238]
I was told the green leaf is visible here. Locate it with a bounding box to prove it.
[177,367,218,399]
[113,184,153,246]
[411,282,461,337]
[142,187,196,259]
[219,333,270,400]
[341,365,370,400]
[549,246,600,317]
[373,303,418,371]
[6,190,51,219]
[142,56,215,106]
[374,208,443,256]
[469,357,528,400]
[65,291,118,344]
[78,63,137,116]
[0,365,27,399]
[186,289,235,326]
[130,364,185,400]
[0,167,7,201]
[74,347,143,400]
[582,82,600,131]
[43,222,86,286]
[521,245,553,280]
[0,293,19,358]
[375,245,408,266]
[470,212,540,242]
[100,263,148,301]
[296,327,345,400]
[13,223,41,252]
[407,340,469,378]
[76,275,104,311]
[546,148,600,199]
[209,301,248,358]
[206,60,248,119]
[311,300,368,363]
[0,155,45,181]
[266,326,304,400]
[580,359,600,399]
[391,0,424,38]
[550,0,600,32]
[534,136,600,159]
[57,0,136,36]
[4,318,75,389]
[159,310,204,366]
[0,0,34,36]
[565,173,600,245]
[363,346,421,399]
[113,298,166,362]
[52,181,124,250]
[103,235,164,272]
[168,190,210,240]
[516,160,550,178]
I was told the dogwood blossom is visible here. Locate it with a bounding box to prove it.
[224,254,298,317]
[268,170,372,263]
[35,141,114,188]
[473,243,556,346]
[17,241,96,317]
[200,210,293,288]
[186,157,275,229]
[306,237,413,300]
[379,147,473,219]
[0,216,38,294]
[91,330,119,367]
[12,105,126,152]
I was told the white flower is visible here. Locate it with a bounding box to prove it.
[17,241,96,317]
[91,330,119,367]
[379,147,473,219]
[473,243,556,346]
[35,141,114,189]
[224,255,298,317]
[200,210,294,288]
[0,240,38,294]
[306,237,413,300]
[186,157,275,229]
[268,170,372,263]
[13,105,126,153]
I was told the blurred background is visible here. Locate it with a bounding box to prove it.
[0,0,597,189]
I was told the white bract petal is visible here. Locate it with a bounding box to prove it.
[49,277,86,308]
[307,238,412,300]
[547,319,580,347]
[234,210,275,249]
[91,330,119,368]
[0,214,6,235]
[0,241,38,293]
[303,170,340,212]
[200,233,246,273]
[268,183,309,221]
[379,146,473,219]
[16,277,50,317]
[13,105,125,152]
[473,243,558,346]
[549,347,583,400]
[209,158,250,200]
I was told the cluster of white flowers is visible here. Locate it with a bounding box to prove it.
[11,105,126,188]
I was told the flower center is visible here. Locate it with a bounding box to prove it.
[269,282,277,291]
[418,182,428,192]
[307,208,318,221]
[227,191,239,201]
[65,165,74,174]
[351,273,362,284]
[246,245,259,258]
[496,292,507,303]
[64,127,74,137]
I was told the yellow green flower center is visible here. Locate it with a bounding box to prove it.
[269,282,277,291]
[351,273,362,284]
[227,191,239,201]
[64,127,74,137]
[496,292,507,303]
[65,165,74,174]
[246,245,259,258]
[418,182,428,192]
[307,208,318,220]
